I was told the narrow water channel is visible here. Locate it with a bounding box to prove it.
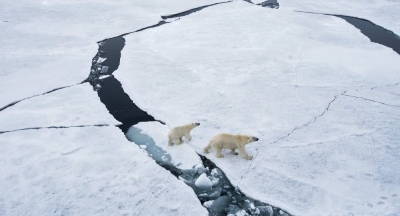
[256,0,279,9]
[334,15,400,55]
[161,1,233,19]
[296,11,400,55]
[87,36,292,216]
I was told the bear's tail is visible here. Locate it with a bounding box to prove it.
[203,141,212,154]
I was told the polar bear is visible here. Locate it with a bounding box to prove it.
[168,123,200,146]
[203,133,258,160]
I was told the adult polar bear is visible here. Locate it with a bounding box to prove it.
[204,133,258,160]
[168,123,200,146]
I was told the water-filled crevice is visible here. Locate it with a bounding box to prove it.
[296,11,400,55]
[196,154,291,216]
[106,20,172,42]
[0,124,113,135]
[125,125,291,216]
[91,1,235,44]
[256,0,279,9]
[334,15,400,55]
[85,36,164,132]
[85,1,245,89]
[84,21,179,89]
[161,1,232,19]
[97,76,164,132]
[84,36,125,90]
[89,30,292,216]
[244,0,279,9]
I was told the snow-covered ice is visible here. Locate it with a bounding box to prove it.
[229,209,249,216]
[1,0,399,215]
[0,83,119,132]
[0,126,208,215]
[203,200,214,209]
[253,95,400,215]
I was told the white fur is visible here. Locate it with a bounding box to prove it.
[203,133,258,160]
[168,123,200,146]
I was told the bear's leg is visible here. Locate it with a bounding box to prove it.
[177,137,183,145]
[215,147,224,158]
[238,146,253,160]
[230,148,238,155]
[168,138,174,146]
[184,133,192,141]
[204,142,212,153]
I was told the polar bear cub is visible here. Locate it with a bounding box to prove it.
[168,123,200,146]
[204,133,258,160]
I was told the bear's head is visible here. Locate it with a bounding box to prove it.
[187,122,200,129]
[246,136,259,144]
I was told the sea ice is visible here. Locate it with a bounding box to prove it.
[195,173,213,190]
[2,0,399,215]
[0,84,119,131]
[203,200,214,208]
[0,126,208,215]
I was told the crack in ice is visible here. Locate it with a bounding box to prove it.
[161,1,233,19]
[238,148,259,185]
[93,0,234,44]
[0,124,115,135]
[0,83,83,113]
[342,93,400,108]
[61,147,85,156]
[295,11,400,55]
[244,0,280,9]
[243,83,399,180]
[371,82,400,90]
[239,92,344,182]
[263,93,342,148]
[103,20,174,42]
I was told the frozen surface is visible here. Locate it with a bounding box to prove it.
[0,83,119,131]
[116,1,400,215]
[280,0,400,36]
[0,126,208,215]
[1,0,399,215]
[252,96,400,215]
[0,0,226,108]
